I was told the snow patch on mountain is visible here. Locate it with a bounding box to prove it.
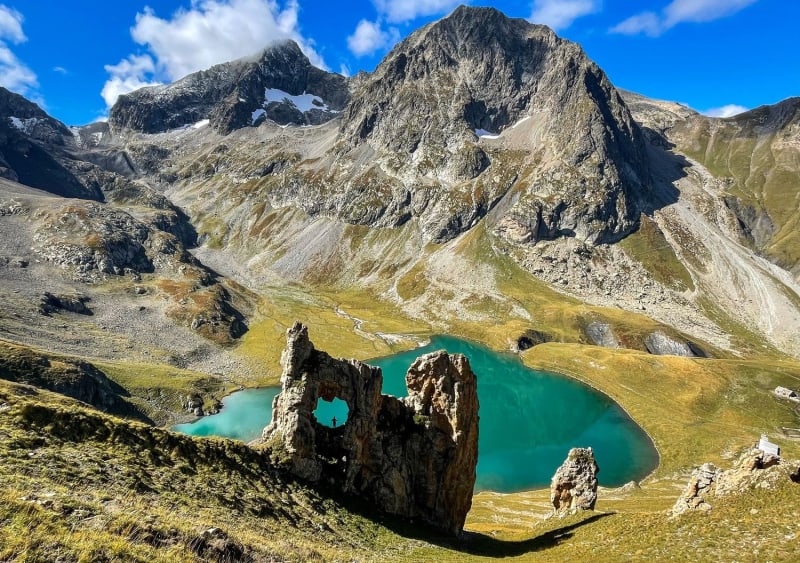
[264,88,331,112]
[474,128,500,139]
[8,116,42,134]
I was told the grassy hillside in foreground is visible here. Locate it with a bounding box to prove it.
[2,377,800,561]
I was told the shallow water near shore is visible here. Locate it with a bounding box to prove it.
[175,335,658,492]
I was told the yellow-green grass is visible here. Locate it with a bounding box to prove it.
[4,377,799,562]
[234,285,429,386]
[0,380,407,562]
[522,343,800,475]
[619,215,695,291]
[94,360,234,424]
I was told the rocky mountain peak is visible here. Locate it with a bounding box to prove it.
[0,87,72,145]
[339,5,650,244]
[109,40,349,134]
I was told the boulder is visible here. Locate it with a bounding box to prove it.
[644,331,706,357]
[585,322,620,349]
[550,447,599,514]
[261,322,479,535]
[39,292,93,316]
[671,448,795,517]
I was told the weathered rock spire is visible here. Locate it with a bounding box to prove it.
[261,322,479,535]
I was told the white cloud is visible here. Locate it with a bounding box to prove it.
[609,12,662,37]
[102,0,325,108]
[345,0,459,58]
[372,0,462,24]
[339,63,351,77]
[612,0,758,37]
[0,5,38,97]
[347,19,399,57]
[0,4,24,42]
[529,0,601,31]
[664,0,758,26]
[702,104,748,118]
[52,66,68,75]
[101,55,163,108]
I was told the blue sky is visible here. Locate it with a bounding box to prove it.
[0,0,797,125]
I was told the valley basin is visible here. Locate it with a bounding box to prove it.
[175,335,659,492]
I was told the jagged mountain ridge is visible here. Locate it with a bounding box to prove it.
[95,5,800,357]
[110,6,650,246]
[1,6,799,361]
[110,40,349,135]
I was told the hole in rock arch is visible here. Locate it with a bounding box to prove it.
[314,397,349,428]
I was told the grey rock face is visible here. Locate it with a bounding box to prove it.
[585,322,620,349]
[110,41,349,134]
[262,322,479,535]
[644,331,706,357]
[340,6,650,244]
[550,447,599,513]
[723,195,777,249]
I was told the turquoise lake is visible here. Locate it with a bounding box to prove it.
[175,335,659,492]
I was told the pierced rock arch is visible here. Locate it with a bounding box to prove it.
[262,322,479,535]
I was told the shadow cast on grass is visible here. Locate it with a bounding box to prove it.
[371,510,613,558]
[459,512,612,557]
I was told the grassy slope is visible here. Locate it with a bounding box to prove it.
[674,115,800,271]
[2,379,799,562]
[2,197,800,559]
[0,339,230,425]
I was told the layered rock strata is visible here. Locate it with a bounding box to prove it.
[261,322,479,535]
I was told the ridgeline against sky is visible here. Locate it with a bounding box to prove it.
[0,0,797,125]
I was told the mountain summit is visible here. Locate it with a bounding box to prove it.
[109,40,349,134]
[108,6,650,245]
[340,5,650,243]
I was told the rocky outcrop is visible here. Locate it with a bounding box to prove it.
[110,41,348,135]
[39,292,93,316]
[550,447,599,514]
[723,195,777,249]
[671,462,718,515]
[671,448,792,517]
[644,331,706,357]
[585,322,620,349]
[261,322,479,535]
[513,329,553,351]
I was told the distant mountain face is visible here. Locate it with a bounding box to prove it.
[109,6,650,246]
[338,5,650,244]
[109,40,349,135]
[2,5,800,360]
[668,98,800,276]
[0,88,103,199]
